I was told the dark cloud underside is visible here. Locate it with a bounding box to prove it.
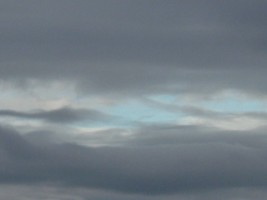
[1,1,267,199]
[0,107,111,123]
[0,0,266,95]
[1,126,267,195]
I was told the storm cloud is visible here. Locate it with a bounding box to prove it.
[0,0,267,95]
[1,1,267,199]
[1,125,267,195]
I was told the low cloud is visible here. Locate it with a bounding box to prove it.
[0,1,267,96]
[1,125,267,195]
[1,1,267,199]
[0,107,111,124]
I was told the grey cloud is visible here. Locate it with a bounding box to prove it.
[181,106,267,119]
[0,1,267,95]
[1,185,267,200]
[24,128,129,147]
[127,123,267,148]
[0,107,111,123]
[2,1,267,199]
[1,125,267,195]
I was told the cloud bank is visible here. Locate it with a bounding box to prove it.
[1,125,267,196]
[1,1,267,199]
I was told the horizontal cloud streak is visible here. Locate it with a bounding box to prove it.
[0,107,111,123]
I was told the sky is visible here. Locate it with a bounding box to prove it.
[1,0,267,199]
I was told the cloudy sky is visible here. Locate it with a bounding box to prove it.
[1,0,267,199]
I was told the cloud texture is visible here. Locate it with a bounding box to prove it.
[1,1,267,199]
[1,125,267,196]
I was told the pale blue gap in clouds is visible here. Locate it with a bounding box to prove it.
[105,100,181,125]
[151,94,267,114]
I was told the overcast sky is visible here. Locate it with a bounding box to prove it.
[1,1,267,199]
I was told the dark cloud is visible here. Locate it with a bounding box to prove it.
[0,107,111,123]
[1,125,267,195]
[126,123,267,148]
[181,106,267,120]
[1,185,267,200]
[1,1,267,199]
[0,0,267,95]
